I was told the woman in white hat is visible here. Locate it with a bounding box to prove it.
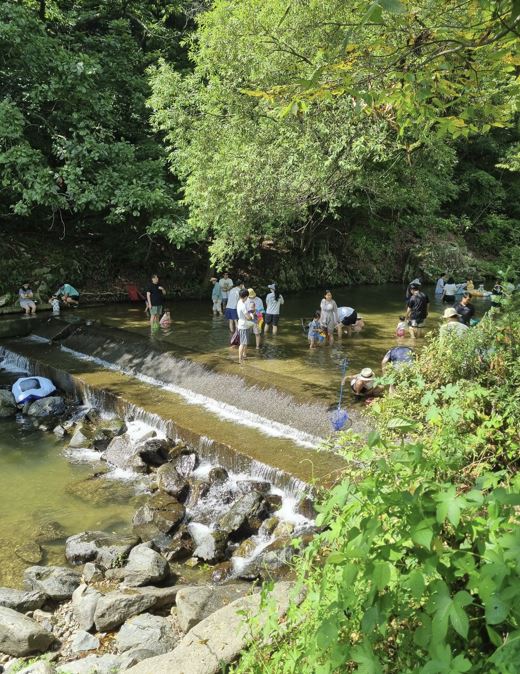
[343,368,382,398]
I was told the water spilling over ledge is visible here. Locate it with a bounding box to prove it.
[0,333,346,494]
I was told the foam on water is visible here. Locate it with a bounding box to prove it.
[63,446,102,464]
[60,346,321,448]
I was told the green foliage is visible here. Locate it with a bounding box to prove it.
[231,302,520,673]
[149,0,520,276]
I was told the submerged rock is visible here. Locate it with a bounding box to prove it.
[176,584,255,633]
[33,520,67,544]
[132,493,185,541]
[68,425,92,449]
[15,542,43,565]
[208,467,228,485]
[27,396,66,418]
[24,566,81,601]
[156,464,189,501]
[0,588,45,613]
[65,474,136,507]
[65,530,139,567]
[122,544,169,587]
[0,390,17,417]
[0,606,55,656]
[116,613,178,655]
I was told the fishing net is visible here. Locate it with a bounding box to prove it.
[330,407,349,431]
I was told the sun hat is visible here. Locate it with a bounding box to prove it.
[443,307,459,319]
[360,368,374,379]
[268,283,276,290]
[410,278,422,285]
[210,277,218,282]
[248,288,256,298]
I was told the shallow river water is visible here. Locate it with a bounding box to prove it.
[0,284,490,586]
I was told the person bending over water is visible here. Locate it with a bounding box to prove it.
[336,306,358,337]
[344,368,383,398]
[56,282,80,307]
[320,290,339,345]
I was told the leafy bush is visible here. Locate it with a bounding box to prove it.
[231,300,520,674]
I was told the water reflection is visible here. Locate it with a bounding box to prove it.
[78,284,490,403]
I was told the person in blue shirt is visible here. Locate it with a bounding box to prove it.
[56,282,80,306]
[210,277,223,316]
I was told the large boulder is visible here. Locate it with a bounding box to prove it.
[65,530,139,567]
[71,584,103,632]
[93,590,157,632]
[218,491,267,538]
[174,451,198,477]
[0,390,17,418]
[0,588,45,613]
[24,566,81,601]
[67,424,93,449]
[176,584,255,633]
[27,397,66,418]
[116,613,178,655]
[0,606,55,656]
[56,654,122,674]
[102,433,147,473]
[136,438,170,467]
[132,585,184,609]
[132,493,185,541]
[156,464,189,501]
[126,582,303,674]
[122,544,169,587]
[188,524,227,563]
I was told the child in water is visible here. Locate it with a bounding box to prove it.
[49,295,60,316]
[308,311,323,349]
[159,310,171,327]
[396,315,407,337]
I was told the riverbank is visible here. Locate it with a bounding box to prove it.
[230,298,520,673]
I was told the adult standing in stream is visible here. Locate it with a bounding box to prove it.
[264,283,284,336]
[225,279,244,333]
[236,288,254,364]
[146,274,166,327]
[320,290,339,345]
[218,272,233,310]
[406,284,429,338]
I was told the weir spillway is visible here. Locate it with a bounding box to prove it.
[0,317,346,494]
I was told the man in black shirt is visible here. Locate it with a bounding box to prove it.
[406,285,429,338]
[146,274,166,326]
[454,292,475,326]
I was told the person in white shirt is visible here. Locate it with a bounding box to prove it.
[225,280,244,333]
[435,273,447,295]
[218,272,233,310]
[442,277,457,303]
[264,283,284,335]
[236,288,255,364]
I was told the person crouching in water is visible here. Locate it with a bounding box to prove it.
[344,368,382,398]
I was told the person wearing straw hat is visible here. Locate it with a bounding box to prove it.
[440,307,470,338]
[210,277,222,316]
[247,288,264,349]
[347,368,382,398]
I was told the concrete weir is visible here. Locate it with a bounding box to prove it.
[0,319,346,494]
